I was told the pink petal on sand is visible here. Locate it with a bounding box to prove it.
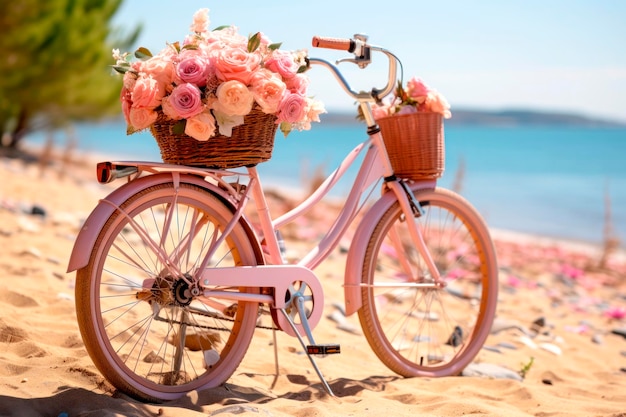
[561,264,584,279]
[506,275,523,288]
[604,306,626,320]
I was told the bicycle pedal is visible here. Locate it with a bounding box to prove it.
[307,344,341,355]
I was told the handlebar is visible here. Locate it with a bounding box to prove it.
[311,36,356,53]
[310,34,400,105]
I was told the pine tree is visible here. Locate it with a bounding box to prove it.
[0,0,140,148]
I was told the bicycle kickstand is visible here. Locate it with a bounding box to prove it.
[277,295,340,397]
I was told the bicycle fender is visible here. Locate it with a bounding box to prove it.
[66,173,240,273]
[343,181,436,316]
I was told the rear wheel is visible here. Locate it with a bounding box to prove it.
[359,187,498,377]
[75,183,260,402]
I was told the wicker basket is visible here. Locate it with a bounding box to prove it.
[150,106,278,169]
[377,112,445,180]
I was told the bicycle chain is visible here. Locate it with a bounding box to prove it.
[153,306,277,332]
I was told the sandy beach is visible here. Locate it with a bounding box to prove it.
[0,149,624,417]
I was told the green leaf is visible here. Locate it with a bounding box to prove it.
[297,65,308,74]
[134,47,153,61]
[172,120,186,135]
[213,25,230,31]
[268,42,282,51]
[279,122,292,138]
[112,65,129,74]
[247,32,261,53]
[181,44,199,51]
[169,41,181,53]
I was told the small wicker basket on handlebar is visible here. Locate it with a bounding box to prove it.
[150,105,278,169]
[377,112,445,180]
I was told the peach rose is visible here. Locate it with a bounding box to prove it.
[425,91,451,119]
[305,98,326,124]
[129,107,158,131]
[200,27,246,55]
[190,8,210,34]
[214,47,261,85]
[214,80,254,116]
[251,71,287,114]
[131,75,163,109]
[185,110,216,141]
[161,96,181,120]
[140,56,175,91]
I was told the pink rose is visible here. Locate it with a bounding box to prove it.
[296,98,326,130]
[277,93,306,124]
[251,71,287,114]
[120,87,132,125]
[286,74,309,94]
[406,77,431,102]
[176,54,211,87]
[396,105,417,116]
[167,83,204,119]
[129,107,158,130]
[131,75,163,109]
[214,80,254,116]
[185,110,216,141]
[265,50,299,80]
[214,47,261,85]
[256,32,272,51]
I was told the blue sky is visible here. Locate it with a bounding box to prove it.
[112,1,626,122]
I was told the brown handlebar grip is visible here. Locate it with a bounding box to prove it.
[312,36,355,52]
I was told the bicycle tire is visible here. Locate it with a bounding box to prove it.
[358,187,498,377]
[75,182,260,402]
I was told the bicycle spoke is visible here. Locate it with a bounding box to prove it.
[76,183,260,401]
[359,188,497,377]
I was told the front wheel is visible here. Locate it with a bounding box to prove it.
[358,187,498,377]
[75,182,261,402]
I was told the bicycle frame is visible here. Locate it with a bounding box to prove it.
[68,123,441,317]
[68,49,444,325]
[71,42,447,341]
[247,125,442,312]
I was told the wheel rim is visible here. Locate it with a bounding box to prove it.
[77,184,259,400]
[359,189,497,377]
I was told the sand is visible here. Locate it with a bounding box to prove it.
[0,150,625,417]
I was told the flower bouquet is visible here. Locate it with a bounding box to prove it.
[372,77,451,180]
[112,8,325,168]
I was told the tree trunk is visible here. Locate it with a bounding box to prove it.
[6,109,28,148]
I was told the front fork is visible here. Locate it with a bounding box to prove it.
[385,179,443,284]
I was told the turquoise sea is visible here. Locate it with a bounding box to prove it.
[29,121,626,247]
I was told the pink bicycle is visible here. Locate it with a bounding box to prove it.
[67,35,498,402]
